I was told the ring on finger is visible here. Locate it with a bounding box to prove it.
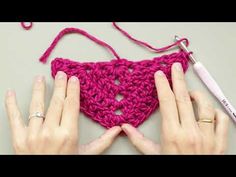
[198,118,214,124]
[29,112,45,120]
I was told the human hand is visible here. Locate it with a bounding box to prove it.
[122,63,229,154]
[5,71,121,154]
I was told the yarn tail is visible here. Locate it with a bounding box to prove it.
[112,22,189,53]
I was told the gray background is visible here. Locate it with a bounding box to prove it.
[0,22,236,154]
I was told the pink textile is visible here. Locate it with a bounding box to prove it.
[39,23,190,129]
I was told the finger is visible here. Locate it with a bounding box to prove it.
[61,76,80,129]
[171,63,196,128]
[214,109,229,154]
[44,71,67,127]
[78,126,122,155]
[121,124,160,154]
[5,90,26,137]
[190,91,215,135]
[154,71,180,129]
[28,75,45,133]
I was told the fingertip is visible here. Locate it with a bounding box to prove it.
[69,76,79,83]
[121,123,132,131]
[35,75,45,83]
[56,71,67,80]
[121,123,138,136]
[154,71,168,90]
[154,70,165,79]
[113,126,122,131]
[68,76,80,89]
[172,62,183,72]
[108,126,122,134]
[6,89,15,98]
[5,89,16,105]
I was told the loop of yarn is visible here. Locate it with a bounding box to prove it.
[21,22,33,30]
[38,23,191,128]
[39,27,121,63]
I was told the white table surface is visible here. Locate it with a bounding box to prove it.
[0,22,236,154]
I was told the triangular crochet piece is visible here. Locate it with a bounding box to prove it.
[39,23,190,129]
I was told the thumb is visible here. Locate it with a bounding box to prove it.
[122,124,160,155]
[78,126,122,155]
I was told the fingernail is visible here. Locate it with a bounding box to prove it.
[36,75,44,82]
[155,70,164,77]
[6,89,14,97]
[70,76,78,83]
[173,62,182,71]
[121,123,129,129]
[56,71,66,79]
[113,126,122,131]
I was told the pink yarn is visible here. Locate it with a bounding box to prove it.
[39,23,190,129]
[21,22,33,30]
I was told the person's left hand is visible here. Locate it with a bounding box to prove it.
[5,71,121,154]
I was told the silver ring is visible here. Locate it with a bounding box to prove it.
[29,112,45,120]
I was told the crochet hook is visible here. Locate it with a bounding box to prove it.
[175,36,236,123]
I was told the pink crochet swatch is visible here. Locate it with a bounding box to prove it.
[39,23,190,129]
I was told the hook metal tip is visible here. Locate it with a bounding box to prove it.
[174,35,180,41]
[174,35,197,64]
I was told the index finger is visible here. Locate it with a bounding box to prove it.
[154,71,180,128]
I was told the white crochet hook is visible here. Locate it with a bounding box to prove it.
[175,36,236,123]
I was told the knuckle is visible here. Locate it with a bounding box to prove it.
[13,138,26,151]
[61,130,70,139]
[175,92,191,104]
[60,129,77,144]
[218,147,226,154]
[65,97,79,106]
[33,84,43,92]
[191,90,203,98]
[185,133,201,147]
[216,144,227,154]
[204,103,214,113]
[200,104,215,118]
[41,129,52,141]
[216,109,230,123]
[209,143,215,152]
[52,96,64,107]
[55,80,66,89]
[10,111,21,121]
[5,99,16,109]
[27,135,38,145]
[162,126,178,138]
[173,74,185,82]
[163,133,178,145]
[30,102,44,111]
[5,98,13,106]
[158,92,175,102]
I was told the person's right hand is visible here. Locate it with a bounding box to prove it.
[122,62,229,154]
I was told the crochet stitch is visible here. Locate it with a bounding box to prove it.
[39,23,190,129]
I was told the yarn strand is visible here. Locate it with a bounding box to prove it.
[39,27,121,63]
[112,22,189,53]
